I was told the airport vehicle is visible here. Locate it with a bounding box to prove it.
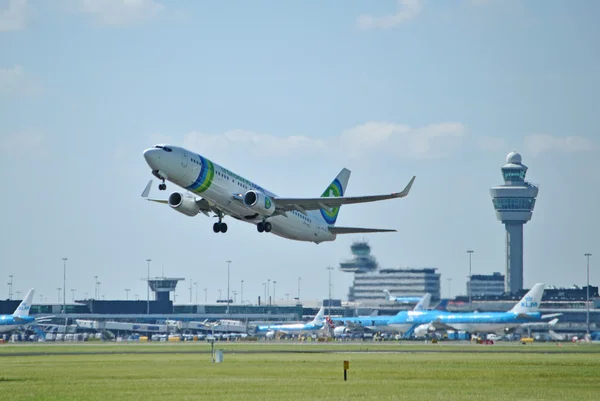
[142,145,415,243]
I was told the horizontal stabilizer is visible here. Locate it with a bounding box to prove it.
[328,227,397,234]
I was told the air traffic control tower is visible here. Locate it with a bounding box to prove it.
[490,152,539,294]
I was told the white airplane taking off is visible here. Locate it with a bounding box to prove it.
[142,145,415,244]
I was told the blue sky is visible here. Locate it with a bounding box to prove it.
[1,0,599,304]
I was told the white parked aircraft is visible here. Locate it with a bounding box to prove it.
[142,145,415,243]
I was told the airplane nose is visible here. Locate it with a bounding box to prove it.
[143,148,159,167]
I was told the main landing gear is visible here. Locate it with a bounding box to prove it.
[213,212,227,233]
[158,181,167,191]
[257,221,272,233]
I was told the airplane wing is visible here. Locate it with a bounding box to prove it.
[272,176,415,213]
[328,227,396,234]
[141,180,213,216]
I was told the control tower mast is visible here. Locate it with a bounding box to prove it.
[490,152,539,294]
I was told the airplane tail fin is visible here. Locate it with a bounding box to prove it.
[13,288,35,317]
[312,307,326,324]
[510,283,545,314]
[413,293,431,311]
[319,168,351,226]
[383,289,393,301]
[435,299,450,311]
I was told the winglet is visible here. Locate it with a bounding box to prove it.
[141,180,153,198]
[398,176,416,197]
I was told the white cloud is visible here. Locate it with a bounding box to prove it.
[180,122,466,163]
[184,129,327,159]
[0,0,31,32]
[67,0,165,26]
[0,65,41,96]
[357,0,424,30]
[524,134,596,156]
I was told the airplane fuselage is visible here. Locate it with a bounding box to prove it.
[388,311,543,334]
[256,322,324,335]
[143,145,336,244]
[0,315,35,333]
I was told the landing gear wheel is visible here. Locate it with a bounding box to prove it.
[257,222,264,233]
[220,223,228,233]
[158,183,166,191]
[264,222,272,232]
[213,222,221,233]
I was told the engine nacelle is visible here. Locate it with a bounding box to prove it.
[168,192,201,217]
[413,324,433,337]
[243,190,275,216]
[333,326,350,337]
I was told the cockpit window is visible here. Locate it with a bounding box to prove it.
[154,145,172,152]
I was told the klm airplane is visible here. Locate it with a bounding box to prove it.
[254,307,326,337]
[142,145,415,244]
[387,283,559,337]
[383,290,425,304]
[330,293,432,335]
[0,288,35,333]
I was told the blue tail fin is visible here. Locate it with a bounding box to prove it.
[319,168,351,226]
[435,299,450,311]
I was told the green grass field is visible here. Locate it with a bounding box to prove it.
[1,342,599,400]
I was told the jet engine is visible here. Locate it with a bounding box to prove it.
[333,326,350,337]
[242,190,275,216]
[168,192,201,217]
[413,324,434,337]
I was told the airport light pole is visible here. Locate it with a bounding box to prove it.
[146,259,151,315]
[194,282,198,303]
[62,258,68,313]
[226,260,231,314]
[94,276,98,299]
[297,276,301,302]
[125,288,130,300]
[326,266,333,318]
[218,289,222,300]
[467,250,474,310]
[262,283,266,305]
[8,275,13,300]
[204,288,207,303]
[267,279,271,305]
[273,281,277,306]
[240,280,244,304]
[585,253,592,335]
[189,279,192,304]
[233,290,237,304]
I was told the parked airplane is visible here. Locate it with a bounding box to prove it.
[331,293,432,335]
[253,307,326,337]
[388,283,560,338]
[142,145,415,243]
[383,290,425,304]
[0,289,36,333]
